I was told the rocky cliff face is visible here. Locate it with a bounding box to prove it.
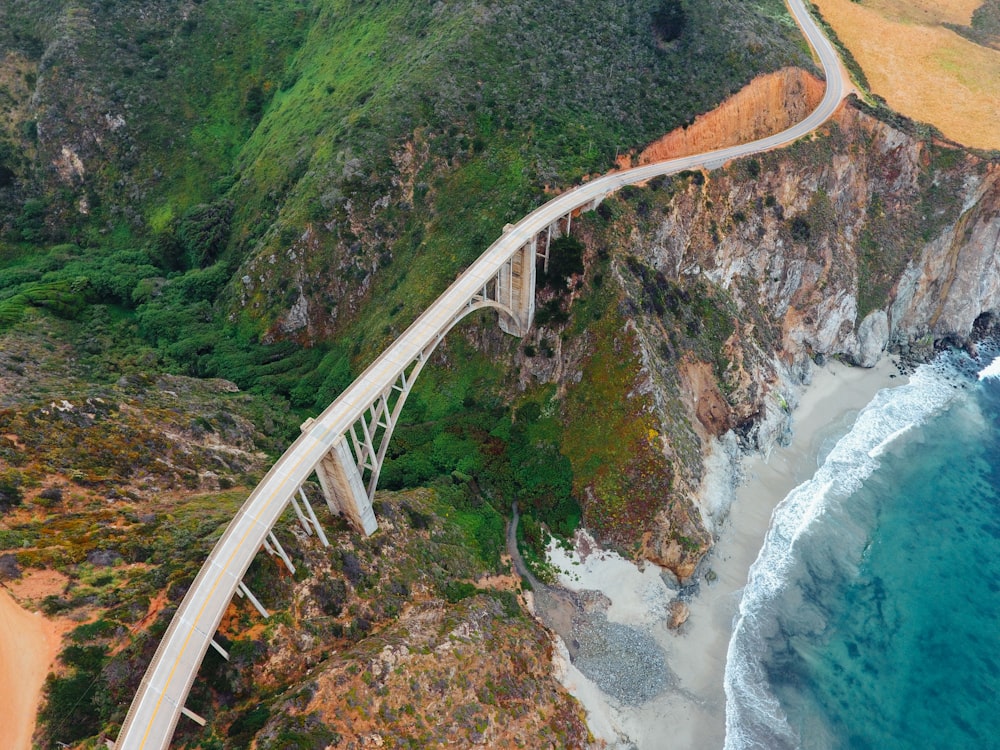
[603,95,998,557]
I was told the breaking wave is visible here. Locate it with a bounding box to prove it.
[722,349,997,749]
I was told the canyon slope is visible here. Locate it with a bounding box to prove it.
[570,86,998,574]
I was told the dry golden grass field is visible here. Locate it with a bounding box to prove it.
[813,0,1000,149]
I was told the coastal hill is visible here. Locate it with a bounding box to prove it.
[0,0,996,747]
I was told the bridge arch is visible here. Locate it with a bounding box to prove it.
[305,283,536,537]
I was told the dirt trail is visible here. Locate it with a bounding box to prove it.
[0,586,64,750]
[506,504,580,656]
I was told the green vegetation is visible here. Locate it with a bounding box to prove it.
[0,0,311,238]
[540,236,586,290]
[0,0,815,433]
[560,302,674,544]
[625,255,738,385]
[653,0,688,43]
[0,469,23,513]
[38,645,108,744]
[945,0,1000,48]
[380,333,579,560]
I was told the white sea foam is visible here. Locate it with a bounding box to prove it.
[978,354,1000,380]
[868,423,915,458]
[723,356,972,749]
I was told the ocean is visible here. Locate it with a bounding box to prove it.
[724,345,1000,749]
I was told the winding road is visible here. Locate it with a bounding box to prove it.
[114,1,850,747]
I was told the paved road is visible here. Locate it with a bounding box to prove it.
[114,2,847,747]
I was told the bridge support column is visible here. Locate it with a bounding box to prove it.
[181,706,207,727]
[314,436,379,537]
[210,638,230,661]
[497,238,537,337]
[300,420,378,537]
[237,582,269,619]
[297,488,330,547]
[264,531,296,576]
[289,491,313,536]
[542,225,553,274]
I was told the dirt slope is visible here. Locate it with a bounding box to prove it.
[0,588,64,749]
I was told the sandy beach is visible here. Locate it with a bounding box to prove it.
[0,580,67,750]
[547,357,903,748]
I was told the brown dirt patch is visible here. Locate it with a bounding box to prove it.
[0,588,72,750]
[6,568,70,603]
[635,68,826,164]
[814,0,1000,149]
[474,562,521,593]
[2,434,24,450]
[678,359,732,437]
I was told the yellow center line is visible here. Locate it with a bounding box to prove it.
[140,371,389,746]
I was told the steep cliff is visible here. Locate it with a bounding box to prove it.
[585,96,998,567]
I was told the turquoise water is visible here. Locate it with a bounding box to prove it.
[725,348,1000,749]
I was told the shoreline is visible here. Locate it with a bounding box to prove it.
[546,356,904,748]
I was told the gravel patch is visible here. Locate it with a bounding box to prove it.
[571,613,671,705]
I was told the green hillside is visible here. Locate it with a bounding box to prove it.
[0,0,810,423]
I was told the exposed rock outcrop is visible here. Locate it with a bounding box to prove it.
[635,100,997,371]
[582,96,999,572]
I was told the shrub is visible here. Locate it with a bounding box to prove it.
[311,577,348,618]
[541,235,586,289]
[400,502,432,529]
[37,486,64,507]
[442,580,478,603]
[0,470,23,513]
[789,215,811,242]
[15,198,46,242]
[38,645,108,745]
[227,704,271,744]
[175,200,235,269]
[0,553,21,580]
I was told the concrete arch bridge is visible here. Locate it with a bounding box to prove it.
[115,0,845,744]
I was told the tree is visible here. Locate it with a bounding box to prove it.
[0,470,23,514]
[653,0,687,43]
[542,235,585,289]
[176,200,235,268]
